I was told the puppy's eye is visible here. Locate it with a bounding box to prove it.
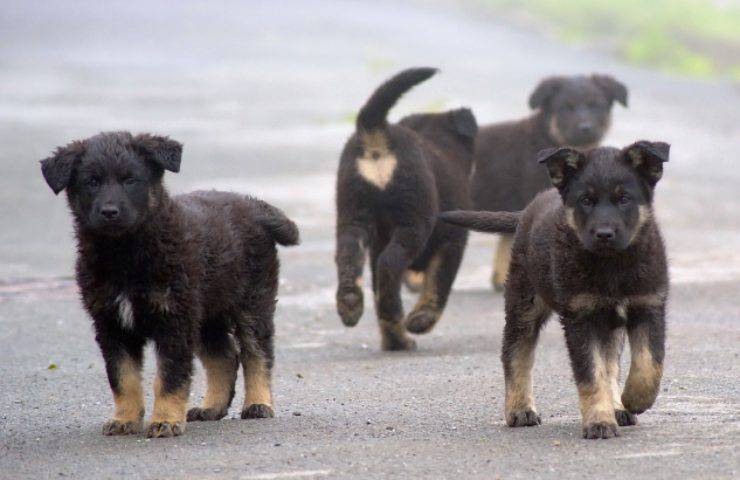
[123,177,138,186]
[618,195,631,207]
[86,178,100,189]
[579,196,594,208]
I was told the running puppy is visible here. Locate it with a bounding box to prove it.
[471,74,628,290]
[40,131,299,438]
[335,68,477,350]
[440,141,669,439]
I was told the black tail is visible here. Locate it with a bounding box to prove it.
[252,199,300,246]
[356,67,438,131]
[438,210,520,234]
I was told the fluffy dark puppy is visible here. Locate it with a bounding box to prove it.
[471,74,628,289]
[335,68,477,350]
[440,141,669,439]
[40,131,299,438]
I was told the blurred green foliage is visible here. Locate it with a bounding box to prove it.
[482,0,740,79]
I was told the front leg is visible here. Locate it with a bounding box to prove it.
[335,223,368,327]
[622,304,666,415]
[95,320,146,436]
[564,319,619,439]
[148,333,193,438]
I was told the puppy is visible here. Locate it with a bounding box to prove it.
[471,74,628,289]
[40,132,299,438]
[335,68,478,350]
[440,141,669,439]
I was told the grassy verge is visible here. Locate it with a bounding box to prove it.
[478,0,740,80]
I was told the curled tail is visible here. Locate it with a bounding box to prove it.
[438,210,520,234]
[252,199,300,246]
[356,67,438,132]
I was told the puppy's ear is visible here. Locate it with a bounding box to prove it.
[622,141,669,187]
[449,108,478,139]
[529,77,564,110]
[591,74,628,107]
[132,134,182,173]
[40,140,87,194]
[537,147,586,191]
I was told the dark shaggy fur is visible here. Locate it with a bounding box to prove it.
[335,67,478,350]
[440,141,669,439]
[40,131,299,438]
[471,74,628,289]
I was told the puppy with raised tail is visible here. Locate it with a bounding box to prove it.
[40,132,299,438]
[440,141,669,439]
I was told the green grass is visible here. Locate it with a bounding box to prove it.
[480,0,740,79]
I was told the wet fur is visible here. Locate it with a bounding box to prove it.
[335,68,477,350]
[40,131,299,438]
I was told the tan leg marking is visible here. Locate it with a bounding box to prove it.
[379,318,416,351]
[504,296,548,425]
[605,329,626,411]
[243,355,272,409]
[577,345,617,430]
[112,355,144,423]
[622,326,663,414]
[201,355,236,410]
[492,234,513,289]
[406,254,442,333]
[404,270,424,292]
[151,374,189,425]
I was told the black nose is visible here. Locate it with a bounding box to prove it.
[100,205,119,220]
[578,122,594,133]
[595,228,615,241]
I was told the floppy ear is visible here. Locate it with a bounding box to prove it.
[537,147,587,191]
[132,134,182,173]
[40,140,87,194]
[529,77,564,110]
[591,74,628,107]
[622,141,669,187]
[450,108,478,139]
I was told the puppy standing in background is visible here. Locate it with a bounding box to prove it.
[40,132,299,437]
[335,68,478,350]
[441,141,669,439]
[471,74,628,290]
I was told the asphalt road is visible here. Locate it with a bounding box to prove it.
[1,1,739,479]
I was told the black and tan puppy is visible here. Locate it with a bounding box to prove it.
[441,141,669,439]
[471,74,628,289]
[40,131,299,438]
[335,67,477,350]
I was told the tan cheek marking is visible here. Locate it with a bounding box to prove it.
[548,115,567,144]
[113,355,145,423]
[243,356,272,408]
[565,207,578,232]
[577,345,615,426]
[629,205,651,243]
[151,373,189,424]
[201,355,237,410]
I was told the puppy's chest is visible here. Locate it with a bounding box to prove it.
[111,288,172,331]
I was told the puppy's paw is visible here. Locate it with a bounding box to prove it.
[187,407,228,422]
[102,419,142,436]
[582,421,619,439]
[336,287,364,327]
[615,409,638,427]
[405,307,440,335]
[241,404,275,419]
[403,270,424,293]
[506,409,541,427]
[381,333,417,352]
[146,421,184,438]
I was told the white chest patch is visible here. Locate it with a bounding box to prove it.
[356,154,397,190]
[116,293,135,330]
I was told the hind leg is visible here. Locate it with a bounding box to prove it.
[405,237,466,334]
[502,278,550,427]
[187,319,238,422]
[491,233,513,291]
[237,308,276,419]
[336,224,368,327]
[375,227,426,351]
